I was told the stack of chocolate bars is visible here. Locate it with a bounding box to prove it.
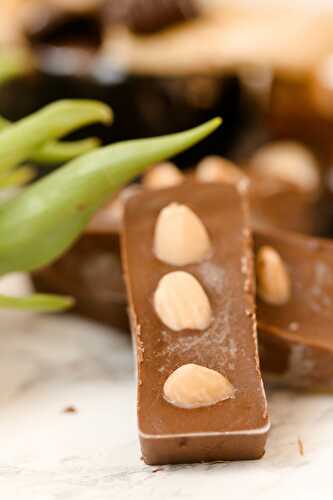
[4,0,333,466]
[33,149,333,464]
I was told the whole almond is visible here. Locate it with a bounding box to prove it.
[163,363,235,409]
[154,203,211,266]
[143,162,183,189]
[256,246,291,305]
[196,156,246,185]
[249,141,320,194]
[154,271,212,331]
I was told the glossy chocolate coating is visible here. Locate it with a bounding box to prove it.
[122,183,269,464]
[256,228,333,390]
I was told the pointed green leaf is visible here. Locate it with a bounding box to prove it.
[32,137,101,164]
[0,293,74,312]
[0,100,112,172]
[0,166,35,188]
[0,116,101,164]
[0,49,32,84]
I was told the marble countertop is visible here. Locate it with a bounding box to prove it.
[0,274,331,500]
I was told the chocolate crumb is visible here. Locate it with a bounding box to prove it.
[63,405,77,414]
[179,438,188,447]
[297,437,304,456]
[152,467,164,473]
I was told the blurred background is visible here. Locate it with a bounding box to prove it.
[3,0,333,326]
[2,0,333,168]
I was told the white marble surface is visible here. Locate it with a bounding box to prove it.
[0,274,331,500]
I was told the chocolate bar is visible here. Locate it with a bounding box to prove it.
[255,227,333,390]
[122,182,269,464]
[32,231,128,330]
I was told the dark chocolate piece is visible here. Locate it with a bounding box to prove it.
[104,0,197,35]
[256,228,333,390]
[268,77,333,166]
[32,232,128,331]
[26,9,102,50]
[122,182,269,465]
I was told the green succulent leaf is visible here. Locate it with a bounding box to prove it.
[31,137,101,164]
[0,116,101,164]
[0,49,32,84]
[0,117,222,274]
[0,116,9,130]
[0,293,74,312]
[0,99,112,172]
[0,166,35,188]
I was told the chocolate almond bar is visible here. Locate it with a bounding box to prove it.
[122,182,269,465]
[255,228,333,390]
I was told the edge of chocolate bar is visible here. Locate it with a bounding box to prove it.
[256,227,333,390]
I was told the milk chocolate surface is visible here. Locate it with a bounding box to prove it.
[256,228,333,390]
[32,232,128,331]
[122,183,269,465]
[248,175,321,235]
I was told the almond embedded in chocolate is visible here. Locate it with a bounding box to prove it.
[153,271,212,331]
[256,245,291,306]
[163,363,235,409]
[153,203,211,266]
